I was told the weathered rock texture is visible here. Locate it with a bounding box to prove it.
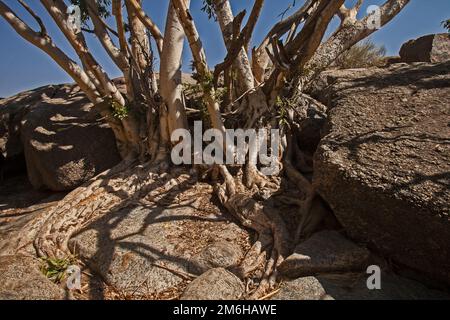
[0,255,65,300]
[0,84,121,191]
[271,273,450,300]
[188,240,243,275]
[400,33,450,63]
[181,268,244,300]
[279,231,370,278]
[313,62,450,286]
[69,182,249,298]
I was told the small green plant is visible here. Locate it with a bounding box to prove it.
[213,87,227,105]
[40,256,76,284]
[111,100,129,119]
[332,39,386,69]
[190,70,225,103]
[198,71,214,94]
[275,96,292,129]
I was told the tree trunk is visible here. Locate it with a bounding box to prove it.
[160,0,189,134]
[213,0,255,95]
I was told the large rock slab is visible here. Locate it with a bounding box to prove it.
[279,231,370,278]
[0,255,65,300]
[0,86,57,159]
[400,33,450,63]
[313,62,450,285]
[69,184,249,298]
[272,272,450,300]
[181,268,244,300]
[0,83,121,191]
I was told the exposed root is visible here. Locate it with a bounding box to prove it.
[213,127,332,298]
[237,234,269,277]
[6,129,325,300]
[244,162,278,192]
[214,164,291,299]
[11,160,181,259]
[283,134,327,243]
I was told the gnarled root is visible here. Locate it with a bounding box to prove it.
[215,164,291,299]
[15,159,182,259]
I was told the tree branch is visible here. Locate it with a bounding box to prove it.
[338,0,363,26]
[112,0,130,60]
[16,0,47,36]
[160,0,189,133]
[172,0,225,134]
[212,0,255,96]
[213,0,264,88]
[40,0,126,106]
[264,0,345,98]
[86,0,129,73]
[252,0,319,83]
[303,0,411,87]
[126,0,164,54]
[0,0,101,103]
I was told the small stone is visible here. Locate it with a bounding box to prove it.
[181,268,244,300]
[188,241,243,275]
[271,277,327,300]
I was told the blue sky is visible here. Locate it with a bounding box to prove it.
[0,0,449,97]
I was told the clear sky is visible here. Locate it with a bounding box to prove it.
[0,0,449,98]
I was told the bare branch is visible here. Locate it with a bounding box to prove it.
[286,0,345,65]
[86,0,129,72]
[40,0,126,106]
[252,0,319,83]
[212,0,255,97]
[172,0,225,134]
[213,0,264,87]
[112,0,129,59]
[0,0,100,103]
[241,0,264,52]
[338,0,363,26]
[264,0,345,98]
[303,0,411,86]
[172,0,210,78]
[125,0,151,74]
[160,0,189,133]
[16,0,47,36]
[264,0,318,41]
[126,0,164,54]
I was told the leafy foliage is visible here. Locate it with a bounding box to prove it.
[40,256,76,284]
[111,100,129,119]
[69,0,111,23]
[201,0,217,20]
[275,96,292,129]
[332,40,386,69]
[443,19,450,32]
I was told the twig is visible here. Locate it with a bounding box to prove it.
[258,288,281,300]
[151,263,197,281]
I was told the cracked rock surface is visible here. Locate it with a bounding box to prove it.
[312,62,450,286]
